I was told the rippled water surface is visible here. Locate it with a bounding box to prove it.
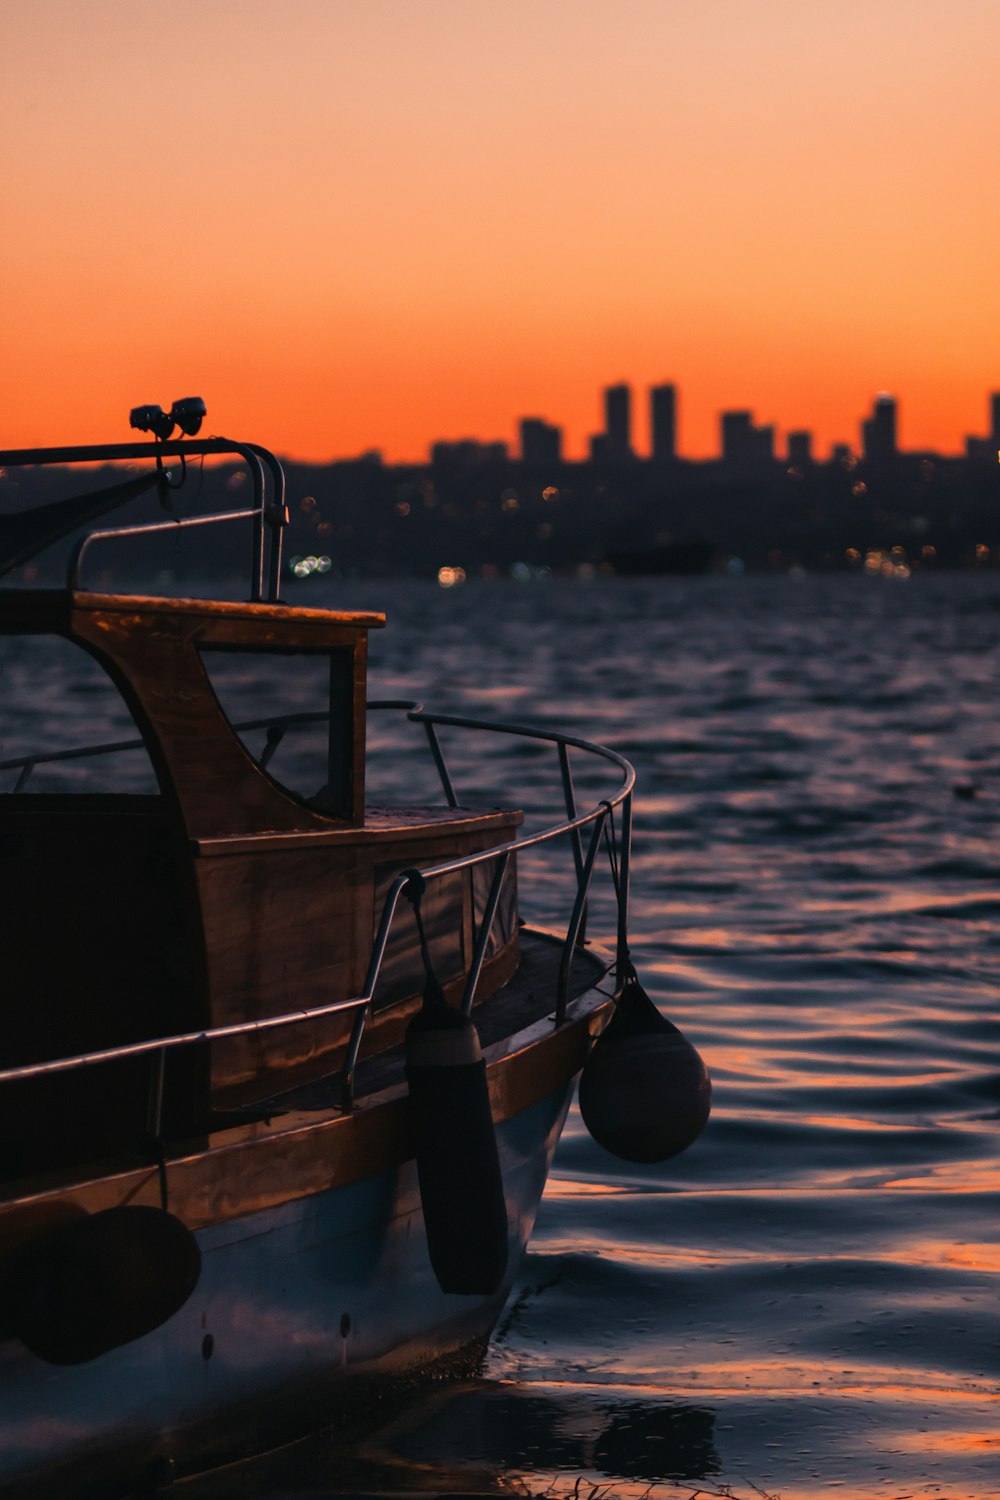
[357,574,1000,1500]
[10,573,1000,1498]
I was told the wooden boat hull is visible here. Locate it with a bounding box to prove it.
[0,958,611,1496]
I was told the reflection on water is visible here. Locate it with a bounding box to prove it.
[10,574,1000,1498]
[179,1379,724,1497]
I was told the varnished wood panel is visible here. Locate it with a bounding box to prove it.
[202,814,523,1105]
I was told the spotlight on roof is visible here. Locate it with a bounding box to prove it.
[129,404,175,440]
[170,396,207,437]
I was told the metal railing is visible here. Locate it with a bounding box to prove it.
[0,705,634,1110]
[0,438,288,600]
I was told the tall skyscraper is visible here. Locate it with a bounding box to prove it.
[787,431,813,467]
[721,411,754,465]
[603,383,632,458]
[861,393,898,462]
[519,417,562,466]
[990,392,1000,451]
[650,384,677,462]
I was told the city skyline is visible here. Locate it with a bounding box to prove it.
[3,2,1000,465]
[434,383,1000,470]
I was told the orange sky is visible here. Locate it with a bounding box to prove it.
[3,0,999,463]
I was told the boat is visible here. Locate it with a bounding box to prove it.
[0,405,711,1495]
[607,540,715,576]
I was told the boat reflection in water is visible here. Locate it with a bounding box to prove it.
[177,1377,721,1497]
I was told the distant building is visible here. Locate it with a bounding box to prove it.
[830,443,853,463]
[589,433,611,463]
[650,383,677,462]
[962,392,1000,462]
[721,410,773,467]
[787,431,812,467]
[430,439,508,468]
[603,383,632,459]
[721,411,753,465]
[861,393,897,462]
[519,417,562,466]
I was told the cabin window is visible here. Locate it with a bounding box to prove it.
[0,635,159,794]
[197,645,356,818]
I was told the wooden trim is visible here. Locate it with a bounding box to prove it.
[193,805,524,857]
[0,590,385,630]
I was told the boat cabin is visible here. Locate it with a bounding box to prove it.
[0,589,521,1183]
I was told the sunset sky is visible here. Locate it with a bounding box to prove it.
[3,0,999,463]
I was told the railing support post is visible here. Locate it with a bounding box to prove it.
[146,1048,166,1139]
[616,790,632,981]
[342,873,410,1108]
[558,742,584,885]
[556,808,606,1025]
[423,721,458,807]
[558,741,589,947]
[462,850,510,1016]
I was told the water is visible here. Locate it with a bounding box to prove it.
[360,574,1000,1500]
[8,573,1000,1498]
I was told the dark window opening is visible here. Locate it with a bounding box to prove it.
[197,645,356,819]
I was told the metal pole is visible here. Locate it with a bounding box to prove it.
[146,1048,166,1139]
[249,443,287,603]
[341,873,409,1107]
[556,809,606,1025]
[461,851,510,1016]
[558,742,584,885]
[616,790,632,980]
[423,720,458,807]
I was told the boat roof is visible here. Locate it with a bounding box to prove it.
[0,589,385,632]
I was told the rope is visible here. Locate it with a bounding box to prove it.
[602,800,622,904]
[143,1132,169,1211]
[403,869,448,1007]
[154,446,187,510]
[601,801,634,982]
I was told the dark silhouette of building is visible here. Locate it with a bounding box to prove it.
[965,435,993,462]
[721,410,774,467]
[519,417,562,466]
[650,383,677,462]
[963,392,1000,462]
[603,383,632,459]
[721,411,752,464]
[787,430,812,466]
[430,438,508,468]
[861,393,897,462]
